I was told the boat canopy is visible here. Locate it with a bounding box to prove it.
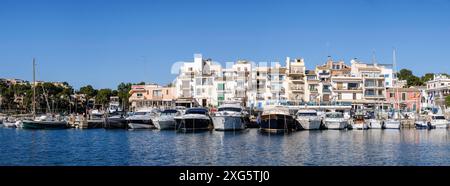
[185,108,209,115]
[218,107,242,112]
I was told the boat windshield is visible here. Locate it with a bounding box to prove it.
[326,113,343,118]
[161,110,178,116]
[432,116,446,120]
[185,109,208,115]
[297,112,317,117]
[134,112,149,115]
[218,107,242,112]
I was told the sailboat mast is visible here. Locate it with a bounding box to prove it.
[32,58,36,117]
[393,49,400,117]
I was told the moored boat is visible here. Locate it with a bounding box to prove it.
[259,106,296,133]
[126,108,158,129]
[323,112,348,130]
[350,113,368,130]
[22,115,68,129]
[154,109,180,130]
[415,120,430,129]
[295,109,322,130]
[367,118,383,129]
[104,113,128,129]
[383,119,401,129]
[175,108,213,132]
[212,102,246,131]
[428,114,449,129]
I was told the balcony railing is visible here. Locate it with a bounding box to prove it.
[290,85,304,91]
[335,87,362,91]
[364,83,384,88]
[364,94,385,98]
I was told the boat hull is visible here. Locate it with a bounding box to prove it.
[367,120,382,129]
[104,118,128,129]
[154,119,176,130]
[22,121,68,129]
[430,123,448,129]
[86,120,104,129]
[296,119,321,130]
[351,123,368,130]
[383,121,401,129]
[323,121,347,130]
[415,121,430,129]
[212,116,245,131]
[259,114,296,133]
[3,122,17,128]
[128,123,155,129]
[175,118,213,131]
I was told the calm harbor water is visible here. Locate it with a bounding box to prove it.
[1,126,449,166]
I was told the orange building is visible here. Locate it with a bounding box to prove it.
[129,84,176,111]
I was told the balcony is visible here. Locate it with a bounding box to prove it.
[309,88,318,93]
[364,83,385,88]
[364,94,385,99]
[322,88,331,93]
[288,68,305,76]
[334,87,362,92]
[363,74,384,79]
[290,77,304,82]
[290,85,304,92]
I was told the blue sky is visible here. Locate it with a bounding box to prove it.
[1,0,449,89]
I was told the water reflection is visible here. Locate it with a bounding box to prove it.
[1,128,450,165]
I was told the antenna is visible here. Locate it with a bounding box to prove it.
[372,50,377,65]
[32,58,36,117]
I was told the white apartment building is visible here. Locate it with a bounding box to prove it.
[351,60,387,104]
[426,74,450,107]
[175,54,221,107]
[285,57,306,105]
[215,60,252,106]
[330,75,364,108]
[174,54,396,110]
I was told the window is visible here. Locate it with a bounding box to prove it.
[338,93,342,100]
[137,93,143,97]
[348,83,358,90]
[353,93,357,100]
[386,82,390,86]
[402,93,406,101]
[153,90,162,97]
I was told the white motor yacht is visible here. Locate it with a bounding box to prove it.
[323,112,348,130]
[212,102,246,131]
[295,109,322,130]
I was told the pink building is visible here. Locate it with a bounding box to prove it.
[386,87,421,112]
[129,84,176,111]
